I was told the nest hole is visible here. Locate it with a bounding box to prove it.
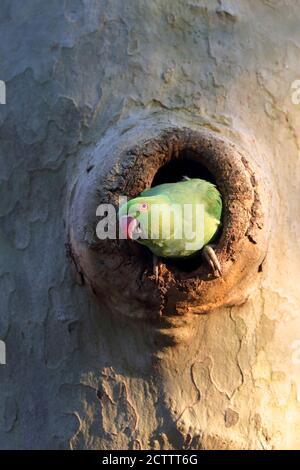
[68,125,268,319]
[149,154,222,274]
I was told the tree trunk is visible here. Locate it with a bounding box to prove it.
[1,0,300,450]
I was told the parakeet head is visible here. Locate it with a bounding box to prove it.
[118,195,170,241]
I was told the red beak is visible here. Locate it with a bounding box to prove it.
[119,216,138,239]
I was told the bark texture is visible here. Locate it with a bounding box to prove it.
[1,0,300,450]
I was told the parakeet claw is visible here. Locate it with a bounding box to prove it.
[202,244,222,277]
[153,255,163,282]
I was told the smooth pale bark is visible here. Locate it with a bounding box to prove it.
[1,0,300,449]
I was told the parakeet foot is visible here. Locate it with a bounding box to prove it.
[153,255,163,282]
[202,244,222,277]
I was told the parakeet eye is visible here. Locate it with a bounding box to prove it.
[139,202,148,212]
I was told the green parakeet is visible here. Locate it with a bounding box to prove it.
[119,177,222,276]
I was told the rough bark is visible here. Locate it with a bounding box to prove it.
[1,0,300,450]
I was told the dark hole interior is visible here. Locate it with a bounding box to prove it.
[152,154,216,186]
[150,154,221,274]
